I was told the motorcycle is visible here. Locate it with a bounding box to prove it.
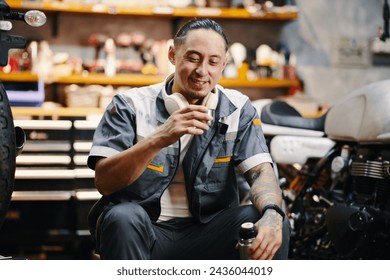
[258,79,390,259]
[0,0,45,233]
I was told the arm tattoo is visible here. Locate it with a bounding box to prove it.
[244,163,282,213]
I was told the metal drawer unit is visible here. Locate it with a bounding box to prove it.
[73,119,101,235]
[0,118,101,259]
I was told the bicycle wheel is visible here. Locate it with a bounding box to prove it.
[0,82,16,229]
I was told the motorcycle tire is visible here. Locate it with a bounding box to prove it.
[0,82,16,230]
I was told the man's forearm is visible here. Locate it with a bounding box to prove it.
[245,162,282,213]
[94,135,163,196]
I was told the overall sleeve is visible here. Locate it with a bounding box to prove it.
[87,94,136,170]
[233,100,273,174]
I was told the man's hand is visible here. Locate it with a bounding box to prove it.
[249,210,283,260]
[153,105,212,148]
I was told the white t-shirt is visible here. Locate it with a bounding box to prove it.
[158,134,193,221]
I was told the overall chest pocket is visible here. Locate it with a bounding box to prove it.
[206,155,233,186]
[129,153,174,198]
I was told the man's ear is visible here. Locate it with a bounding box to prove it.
[168,45,175,65]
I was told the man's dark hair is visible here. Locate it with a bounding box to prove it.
[174,18,228,51]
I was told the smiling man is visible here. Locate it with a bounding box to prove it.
[87,18,290,260]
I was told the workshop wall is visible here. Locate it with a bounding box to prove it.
[282,0,390,105]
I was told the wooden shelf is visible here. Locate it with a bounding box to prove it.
[0,72,40,82]
[1,72,298,88]
[54,73,165,86]
[219,77,299,88]
[8,1,298,20]
[11,106,104,117]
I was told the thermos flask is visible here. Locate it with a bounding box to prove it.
[238,222,257,260]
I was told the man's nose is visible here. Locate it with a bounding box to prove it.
[195,61,208,75]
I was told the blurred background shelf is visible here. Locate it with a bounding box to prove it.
[1,72,298,88]
[9,1,298,21]
[11,106,104,117]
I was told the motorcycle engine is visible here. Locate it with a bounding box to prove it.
[327,144,390,259]
[350,146,390,209]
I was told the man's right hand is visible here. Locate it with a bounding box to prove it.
[152,105,213,148]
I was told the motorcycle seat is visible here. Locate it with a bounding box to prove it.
[260,100,327,131]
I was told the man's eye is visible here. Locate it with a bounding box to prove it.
[210,60,220,65]
[188,57,200,62]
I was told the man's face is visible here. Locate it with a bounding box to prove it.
[169,29,228,104]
